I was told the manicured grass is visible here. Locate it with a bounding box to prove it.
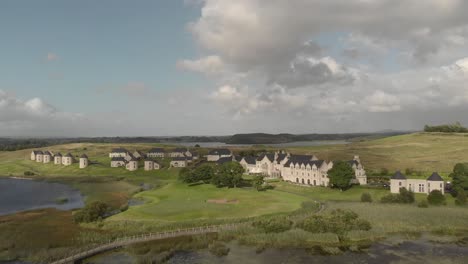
[109,182,309,222]
[271,181,391,202]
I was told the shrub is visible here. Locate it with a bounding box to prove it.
[252,217,293,233]
[73,201,109,223]
[24,171,35,176]
[360,192,372,203]
[381,188,414,204]
[418,200,429,208]
[455,189,467,206]
[296,209,371,236]
[209,242,230,257]
[427,190,446,205]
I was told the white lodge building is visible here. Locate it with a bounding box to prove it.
[238,151,367,187]
[390,171,445,194]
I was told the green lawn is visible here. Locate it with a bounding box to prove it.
[109,182,309,222]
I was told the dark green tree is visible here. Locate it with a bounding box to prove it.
[450,163,468,194]
[193,164,215,183]
[252,175,265,191]
[212,162,245,188]
[328,161,354,190]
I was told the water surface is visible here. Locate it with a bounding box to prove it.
[86,236,468,264]
[0,178,84,216]
[168,140,349,148]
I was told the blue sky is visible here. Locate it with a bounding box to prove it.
[1,1,468,136]
[0,0,203,113]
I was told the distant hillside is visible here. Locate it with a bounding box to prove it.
[225,132,409,145]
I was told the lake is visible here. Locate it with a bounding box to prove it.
[167,140,350,148]
[85,235,468,264]
[0,178,84,216]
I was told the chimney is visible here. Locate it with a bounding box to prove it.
[353,155,360,162]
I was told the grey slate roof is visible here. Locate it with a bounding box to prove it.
[111,157,126,162]
[43,151,52,156]
[217,157,233,164]
[257,154,275,162]
[80,154,88,159]
[242,156,257,165]
[208,149,232,155]
[391,171,407,180]
[172,157,187,162]
[427,172,444,181]
[284,159,325,168]
[54,152,62,157]
[64,153,73,158]
[276,154,288,162]
[33,150,43,155]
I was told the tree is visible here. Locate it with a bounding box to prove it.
[74,201,109,223]
[252,175,265,191]
[328,161,354,190]
[450,163,468,194]
[178,167,191,182]
[212,162,245,188]
[193,164,215,183]
[427,190,446,205]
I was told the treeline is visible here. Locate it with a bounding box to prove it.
[424,122,468,133]
[0,136,228,151]
[226,132,408,144]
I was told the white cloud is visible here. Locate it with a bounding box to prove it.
[177,55,225,75]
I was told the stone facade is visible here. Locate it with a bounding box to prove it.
[42,151,52,164]
[144,160,160,171]
[147,148,166,158]
[111,157,126,167]
[31,150,42,161]
[126,159,138,171]
[62,153,73,166]
[170,157,187,168]
[237,151,367,187]
[207,149,232,162]
[79,154,89,169]
[54,153,62,165]
[109,148,129,158]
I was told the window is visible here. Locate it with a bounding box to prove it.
[399,182,402,186]
[301,179,305,184]
[296,178,299,183]
[307,179,310,185]
[313,180,316,186]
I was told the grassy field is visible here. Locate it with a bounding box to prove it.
[1,132,467,177]
[280,132,468,175]
[109,182,309,222]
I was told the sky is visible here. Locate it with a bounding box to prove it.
[1,0,468,137]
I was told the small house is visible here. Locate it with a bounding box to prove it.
[35,151,44,163]
[144,159,161,171]
[126,157,138,171]
[31,150,43,161]
[54,153,62,165]
[79,154,89,169]
[62,153,73,166]
[147,148,166,158]
[207,149,232,162]
[239,156,257,173]
[390,171,445,195]
[111,157,126,167]
[109,148,129,158]
[42,151,52,164]
[170,157,187,168]
[168,148,189,158]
